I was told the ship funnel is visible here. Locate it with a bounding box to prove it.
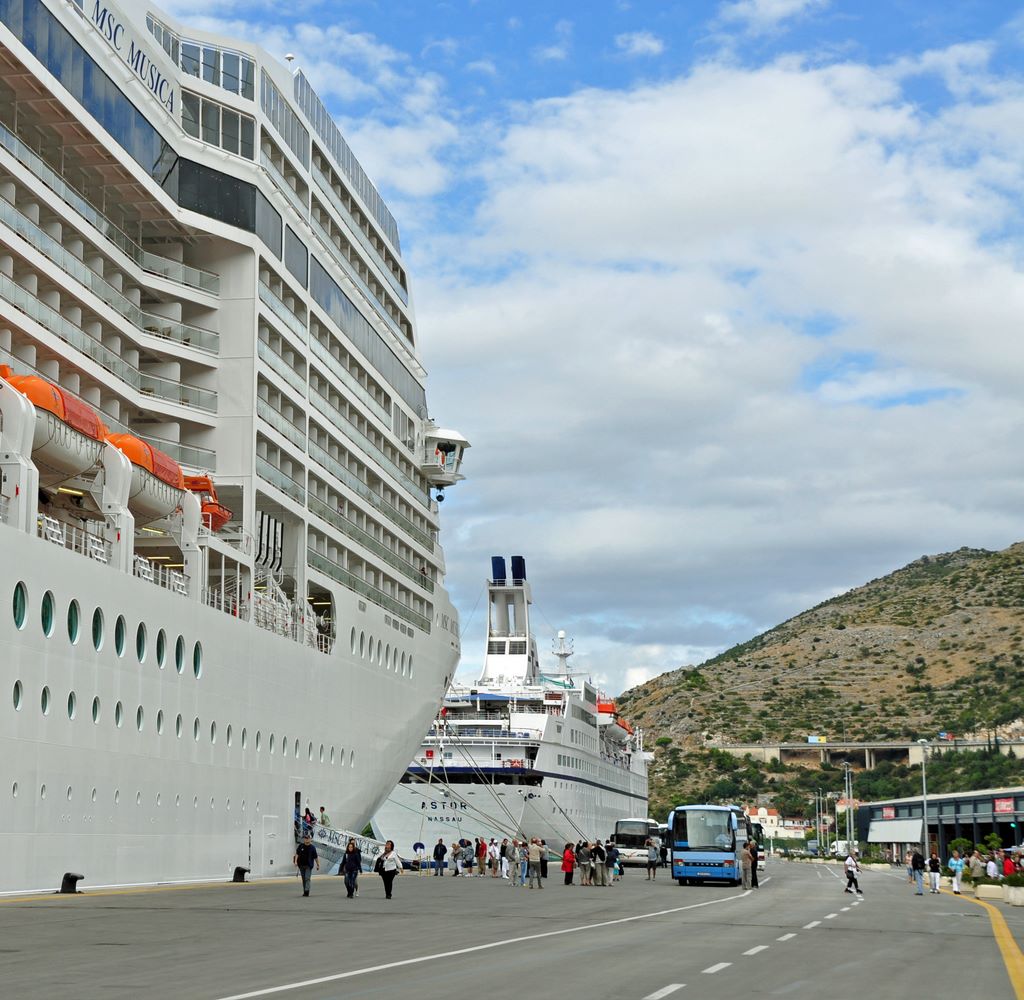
[491,556,506,583]
[510,555,526,582]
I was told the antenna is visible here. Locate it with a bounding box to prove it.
[552,630,573,675]
[284,53,296,67]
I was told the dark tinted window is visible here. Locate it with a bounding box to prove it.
[284,226,308,288]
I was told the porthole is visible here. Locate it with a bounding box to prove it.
[175,794,180,807]
[66,786,72,801]
[282,734,288,758]
[242,799,246,811]
[319,743,324,763]
[136,623,147,663]
[308,741,313,762]
[114,789,120,805]
[269,733,275,755]
[385,644,390,669]
[210,721,217,744]
[136,791,142,806]
[349,749,355,767]
[12,581,27,630]
[11,782,18,798]
[175,635,185,673]
[330,746,335,765]
[67,600,80,644]
[67,691,76,720]
[12,680,22,711]
[156,629,166,668]
[193,641,203,678]
[114,615,126,657]
[40,783,46,799]
[92,608,104,651]
[241,728,247,750]
[377,639,383,664]
[401,652,406,675]
[41,686,50,716]
[193,796,198,809]
[408,656,413,678]
[210,797,215,809]
[255,730,262,752]
[156,793,162,807]
[350,627,357,654]
[136,706,144,732]
[157,710,164,735]
[359,631,365,657]
[226,724,233,747]
[226,798,231,810]
[91,788,97,803]
[193,717,200,741]
[294,738,299,758]
[41,590,54,636]
[92,697,100,723]
[115,701,123,728]
[175,713,182,738]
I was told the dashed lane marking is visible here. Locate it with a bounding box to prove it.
[803,921,821,929]
[702,963,732,975]
[777,933,797,942]
[841,906,851,911]
[824,913,838,919]
[743,946,769,956]
[644,985,685,999]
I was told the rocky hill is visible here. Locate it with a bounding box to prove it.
[617,541,1024,817]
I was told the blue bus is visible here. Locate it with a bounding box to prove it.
[668,804,751,885]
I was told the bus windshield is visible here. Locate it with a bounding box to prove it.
[673,808,733,851]
[615,819,655,849]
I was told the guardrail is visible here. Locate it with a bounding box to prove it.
[37,514,111,563]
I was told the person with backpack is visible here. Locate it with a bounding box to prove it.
[293,834,319,897]
[844,851,863,895]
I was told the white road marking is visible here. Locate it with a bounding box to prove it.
[841,906,851,911]
[214,888,751,999]
[703,963,732,974]
[743,946,769,956]
[824,913,838,919]
[803,920,821,928]
[777,933,797,941]
[644,985,685,999]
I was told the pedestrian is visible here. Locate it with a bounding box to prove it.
[749,839,760,889]
[293,833,319,897]
[947,849,964,895]
[844,850,862,895]
[606,842,620,883]
[528,838,543,889]
[968,849,986,882]
[432,837,447,876]
[302,807,315,837]
[380,839,403,899]
[593,839,607,886]
[905,850,914,884]
[450,841,460,876]
[341,838,361,898]
[319,805,331,828]
[660,840,669,869]
[460,840,473,877]
[911,848,925,895]
[928,851,942,893]
[1004,852,1017,878]
[562,843,576,885]
[500,838,510,879]
[520,839,529,885]
[488,838,499,877]
[577,840,592,886]
[645,838,659,880]
[740,841,753,890]
[540,840,549,879]
[508,840,522,886]
[987,854,999,880]
[476,837,487,877]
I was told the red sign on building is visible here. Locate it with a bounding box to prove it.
[994,797,1015,815]
[882,806,895,820]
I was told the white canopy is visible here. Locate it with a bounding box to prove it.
[866,819,923,843]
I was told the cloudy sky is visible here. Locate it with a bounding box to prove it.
[164,0,1024,694]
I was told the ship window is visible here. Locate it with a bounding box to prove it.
[11,782,16,798]
[156,630,167,669]
[182,92,200,139]
[92,608,104,651]
[115,701,124,728]
[13,680,22,711]
[115,789,120,805]
[307,741,313,761]
[408,656,413,678]
[202,46,220,86]
[487,641,505,654]
[319,744,324,763]
[210,721,217,744]
[41,591,54,637]
[91,788,97,803]
[67,600,80,644]
[136,706,144,732]
[193,642,203,678]
[222,52,240,94]
[350,627,357,654]
[41,686,50,716]
[12,582,27,630]
[157,710,164,735]
[330,746,335,765]
[201,100,220,145]
[136,623,147,663]
[114,616,126,657]
[349,750,355,767]
[176,714,183,738]
[269,733,276,754]
[194,718,201,741]
[227,725,233,747]
[241,727,248,750]
[175,635,185,673]
[92,697,100,723]
[295,738,300,758]
[359,631,365,657]
[67,691,76,720]
[385,644,391,668]
[256,730,262,752]
[40,784,46,800]
[181,42,200,77]
[137,791,142,806]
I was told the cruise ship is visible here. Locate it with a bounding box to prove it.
[0,0,468,892]
[371,557,650,856]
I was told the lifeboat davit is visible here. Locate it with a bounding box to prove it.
[106,433,184,524]
[0,365,105,487]
[184,474,232,532]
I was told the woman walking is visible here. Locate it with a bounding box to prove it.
[947,849,964,895]
[380,840,403,899]
[562,843,576,886]
[341,838,362,899]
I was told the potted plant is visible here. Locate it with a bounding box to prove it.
[1003,874,1024,906]
[973,876,1003,901]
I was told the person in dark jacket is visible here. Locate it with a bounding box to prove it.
[911,849,926,895]
[293,834,319,897]
[341,838,362,898]
[432,838,447,876]
[750,840,760,889]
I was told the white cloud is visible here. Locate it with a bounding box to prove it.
[717,0,830,35]
[614,31,666,58]
[466,59,498,76]
[534,19,573,62]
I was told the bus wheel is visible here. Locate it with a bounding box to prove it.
[678,878,685,886]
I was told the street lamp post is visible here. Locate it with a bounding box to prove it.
[918,739,930,854]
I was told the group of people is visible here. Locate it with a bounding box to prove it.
[292,834,404,900]
[560,839,623,885]
[294,804,331,838]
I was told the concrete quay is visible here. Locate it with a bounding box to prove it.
[2,861,1023,999]
[712,737,1024,767]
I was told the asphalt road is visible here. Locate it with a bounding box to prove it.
[1,861,1020,999]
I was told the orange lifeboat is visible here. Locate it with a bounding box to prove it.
[106,433,185,523]
[598,699,618,715]
[184,474,232,532]
[0,365,105,485]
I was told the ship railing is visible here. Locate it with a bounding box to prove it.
[246,591,331,653]
[37,515,111,564]
[203,588,251,621]
[134,556,189,596]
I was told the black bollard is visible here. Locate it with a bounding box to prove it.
[60,872,84,894]
[232,866,250,883]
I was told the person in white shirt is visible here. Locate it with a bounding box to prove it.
[987,856,999,879]
[844,852,862,895]
[488,839,500,878]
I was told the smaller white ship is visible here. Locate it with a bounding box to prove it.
[371,557,650,856]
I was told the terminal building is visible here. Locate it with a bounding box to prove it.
[858,786,1024,858]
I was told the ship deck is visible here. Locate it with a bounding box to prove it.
[2,862,1023,999]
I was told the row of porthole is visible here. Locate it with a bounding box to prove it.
[350,626,413,676]
[11,680,353,766]
[11,782,260,811]
[12,582,203,676]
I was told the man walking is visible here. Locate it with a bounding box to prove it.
[500,838,510,879]
[844,850,863,895]
[293,834,319,897]
[508,840,522,886]
[593,839,607,886]
[432,837,447,876]
[318,805,331,828]
[528,838,543,889]
[911,847,926,895]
